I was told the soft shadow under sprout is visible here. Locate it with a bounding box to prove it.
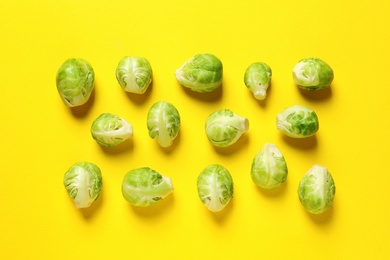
[305,205,335,226]
[209,197,234,224]
[181,83,223,102]
[298,86,332,102]
[212,132,249,156]
[250,82,272,108]
[70,89,95,118]
[255,180,288,198]
[156,130,181,155]
[130,193,175,218]
[282,134,317,150]
[100,138,134,155]
[79,189,104,220]
[124,81,153,104]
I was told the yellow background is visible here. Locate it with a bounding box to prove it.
[1,0,390,259]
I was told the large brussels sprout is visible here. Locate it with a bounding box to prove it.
[292,57,334,90]
[115,56,153,94]
[147,101,180,147]
[197,164,234,212]
[56,58,94,107]
[63,161,102,208]
[244,62,272,100]
[122,167,174,207]
[90,113,133,147]
[205,109,249,148]
[174,53,223,93]
[251,143,288,189]
[276,105,319,138]
[298,164,336,214]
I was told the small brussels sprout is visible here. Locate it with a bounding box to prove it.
[90,113,133,147]
[115,56,153,94]
[292,57,334,90]
[251,143,288,189]
[197,164,234,212]
[63,161,102,209]
[298,164,336,214]
[122,167,174,207]
[244,62,272,100]
[205,109,249,148]
[56,58,94,107]
[276,105,319,138]
[174,53,223,93]
[147,101,180,147]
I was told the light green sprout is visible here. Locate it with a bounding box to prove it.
[197,164,234,212]
[122,167,174,207]
[205,109,249,148]
[90,113,133,147]
[174,53,223,93]
[63,161,102,209]
[56,58,94,107]
[276,105,319,138]
[147,101,180,147]
[298,164,336,214]
[244,62,272,100]
[251,143,288,189]
[292,57,334,90]
[115,56,153,94]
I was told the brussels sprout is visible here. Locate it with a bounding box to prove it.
[90,113,133,147]
[56,58,94,107]
[244,62,272,100]
[174,53,223,93]
[205,109,249,148]
[122,167,174,207]
[115,56,153,94]
[63,161,102,209]
[292,57,334,90]
[197,164,234,212]
[147,101,180,147]
[276,105,319,138]
[251,143,288,189]
[298,164,335,214]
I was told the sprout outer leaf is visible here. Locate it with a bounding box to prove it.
[298,164,336,214]
[90,113,133,147]
[121,167,174,207]
[56,58,95,107]
[147,101,180,147]
[276,105,319,138]
[197,164,234,212]
[116,56,153,94]
[205,109,249,147]
[174,53,223,93]
[251,143,288,189]
[63,161,102,209]
[244,62,272,100]
[292,57,334,90]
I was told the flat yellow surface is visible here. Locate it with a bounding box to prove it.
[1,1,390,259]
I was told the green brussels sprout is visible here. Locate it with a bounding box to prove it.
[292,57,334,90]
[205,109,249,148]
[174,53,223,93]
[56,58,94,107]
[298,164,336,214]
[122,167,174,207]
[197,164,234,212]
[90,113,133,147]
[251,143,288,189]
[147,101,180,147]
[276,105,319,138]
[63,161,102,209]
[115,56,153,94]
[244,62,272,100]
